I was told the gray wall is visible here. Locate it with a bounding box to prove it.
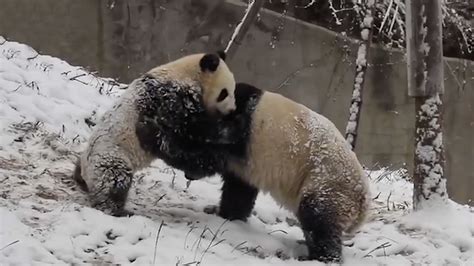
[1,0,473,205]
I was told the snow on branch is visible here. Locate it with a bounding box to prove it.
[345,1,375,150]
[225,0,264,60]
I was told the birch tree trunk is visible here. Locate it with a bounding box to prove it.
[406,0,447,210]
[345,0,376,150]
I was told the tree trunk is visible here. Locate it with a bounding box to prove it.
[413,94,446,209]
[345,1,375,150]
[406,0,447,210]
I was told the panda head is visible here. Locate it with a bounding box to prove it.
[198,51,236,116]
[148,51,236,117]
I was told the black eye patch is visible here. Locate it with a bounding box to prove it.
[217,89,228,102]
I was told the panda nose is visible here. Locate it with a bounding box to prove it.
[227,104,236,115]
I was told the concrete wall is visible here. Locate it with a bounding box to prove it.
[0,0,101,71]
[1,0,473,205]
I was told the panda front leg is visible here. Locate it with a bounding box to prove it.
[217,172,259,221]
[297,192,342,263]
[88,154,134,217]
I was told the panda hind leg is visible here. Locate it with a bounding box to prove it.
[88,155,134,217]
[217,172,258,221]
[297,193,342,263]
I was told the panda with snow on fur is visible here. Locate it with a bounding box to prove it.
[183,83,371,263]
[73,52,237,217]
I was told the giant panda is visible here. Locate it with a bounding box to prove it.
[73,52,237,217]
[183,83,371,263]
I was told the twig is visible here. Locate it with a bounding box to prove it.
[372,192,381,200]
[198,220,227,265]
[210,239,226,248]
[444,60,466,91]
[182,261,198,266]
[152,220,165,265]
[379,0,394,34]
[26,53,39,61]
[388,1,399,38]
[192,226,209,260]
[363,241,392,258]
[268,229,288,235]
[175,257,182,266]
[184,224,197,249]
[386,191,392,211]
[69,73,86,81]
[154,194,166,205]
[0,240,19,251]
[69,73,88,85]
[231,241,247,253]
[170,168,177,188]
[72,135,80,143]
[11,84,22,92]
[275,46,336,90]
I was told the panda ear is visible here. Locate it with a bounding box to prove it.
[217,50,226,61]
[200,54,220,72]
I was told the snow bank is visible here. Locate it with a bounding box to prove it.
[1,37,473,265]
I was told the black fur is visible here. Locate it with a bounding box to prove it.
[178,82,263,217]
[219,82,263,158]
[135,76,235,178]
[216,89,228,102]
[135,79,263,219]
[90,155,134,217]
[218,172,259,221]
[297,193,342,262]
[199,53,220,72]
[174,81,262,174]
[177,82,262,180]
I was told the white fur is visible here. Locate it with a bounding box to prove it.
[228,91,371,233]
[80,79,153,193]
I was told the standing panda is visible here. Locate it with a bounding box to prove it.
[73,52,236,217]
[184,83,371,263]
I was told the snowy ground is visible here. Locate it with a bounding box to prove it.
[0,37,473,265]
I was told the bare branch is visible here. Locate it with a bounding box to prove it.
[225,0,265,60]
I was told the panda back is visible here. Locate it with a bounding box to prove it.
[228,91,369,220]
[227,91,315,211]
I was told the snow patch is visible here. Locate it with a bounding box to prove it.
[0,37,473,265]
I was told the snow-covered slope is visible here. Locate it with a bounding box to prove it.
[0,37,473,265]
